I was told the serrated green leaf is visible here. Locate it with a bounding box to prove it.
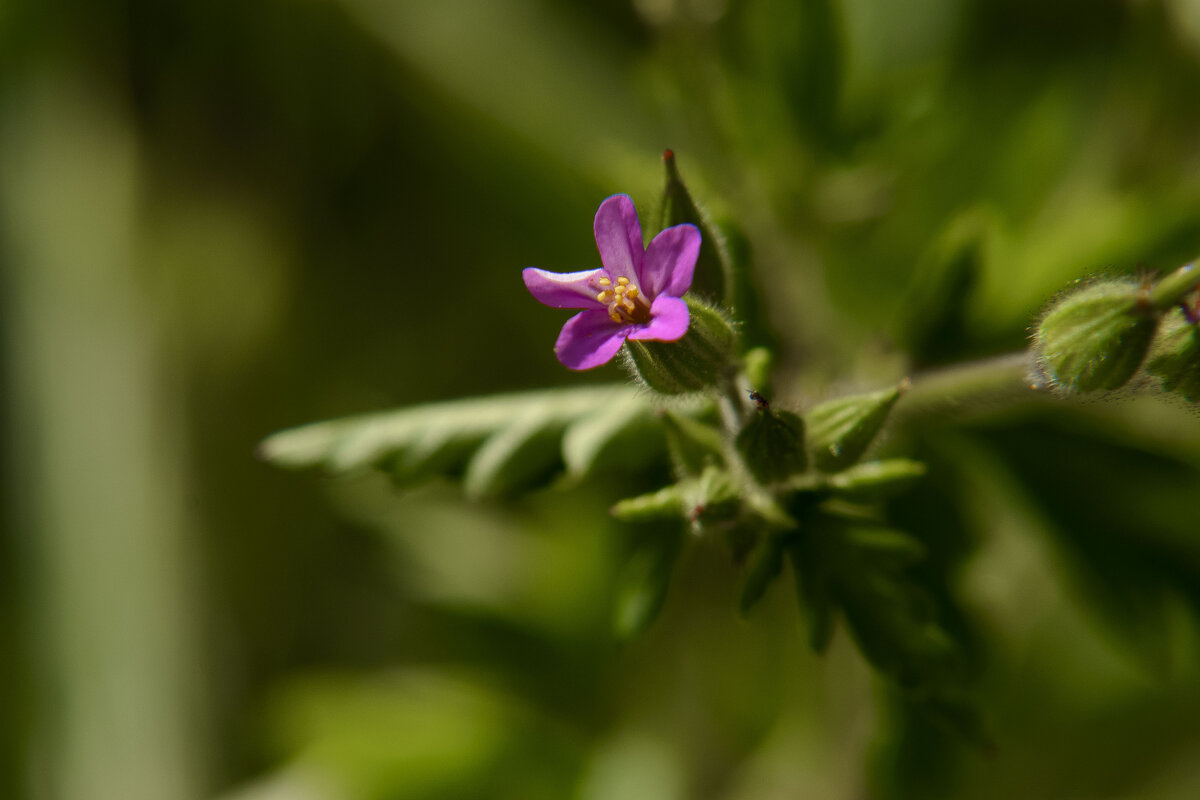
[261,385,707,498]
[462,410,567,501]
[560,393,662,481]
[261,386,637,474]
[660,410,725,477]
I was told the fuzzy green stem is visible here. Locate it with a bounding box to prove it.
[890,352,1042,429]
[1148,261,1200,312]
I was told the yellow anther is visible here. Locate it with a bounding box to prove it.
[623,297,636,311]
[617,276,630,286]
[597,276,612,286]
[596,290,612,302]
[614,284,626,295]
[609,311,623,323]
[625,286,639,298]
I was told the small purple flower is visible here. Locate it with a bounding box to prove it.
[523,194,701,370]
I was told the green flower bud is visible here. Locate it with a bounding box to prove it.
[1034,279,1158,393]
[736,405,807,484]
[1146,319,1200,402]
[807,384,903,472]
[610,465,739,528]
[658,149,733,304]
[623,298,737,394]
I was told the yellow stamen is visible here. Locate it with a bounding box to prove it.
[616,276,630,286]
[623,297,636,311]
[609,311,623,323]
[597,276,612,286]
[596,290,612,302]
[614,284,626,295]
[625,287,639,298]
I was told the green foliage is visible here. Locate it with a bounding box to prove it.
[24,0,1200,795]
[259,386,682,500]
[788,514,985,744]
[613,527,685,640]
[806,384,903,471]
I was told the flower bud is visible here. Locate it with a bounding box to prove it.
[1146,320,1200,402]
[658,149,732,303]
[736,406,807,484]
[623,298,737,394]
[609,465,739,526]
[1034,279,1158,393]
[806,384,902,472]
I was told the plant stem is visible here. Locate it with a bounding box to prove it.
[890,351,1042,428]
[1149,261,1200,311]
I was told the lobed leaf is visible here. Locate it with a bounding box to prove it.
[260,386,701,498]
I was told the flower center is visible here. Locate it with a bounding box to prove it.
[595,275,650,324]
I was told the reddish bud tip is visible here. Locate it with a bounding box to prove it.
[662,149,674,161]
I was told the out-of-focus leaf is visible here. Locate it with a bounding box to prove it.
[896,206,995,367]
[843,528,927,570]
[787,544,834,653]
[739,534,786,617]
[788,512,981,739]
[261,386,690,498]
[462,410,568,501]
[613,528,685,641]
[973,411,1200,671]
[660,409,725,478]
[561,393,664,481]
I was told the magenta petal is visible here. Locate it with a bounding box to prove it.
[627,295,689,342]
[642,223,700,298]
[555,310,630,370]
[593,194,644,286]
[523,267,606,309]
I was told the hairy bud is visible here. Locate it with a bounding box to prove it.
[623,299,737,394]
[1033,280,1157,393]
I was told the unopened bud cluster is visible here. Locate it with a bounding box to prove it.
[1033,264,1200,398]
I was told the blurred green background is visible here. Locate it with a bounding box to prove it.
[6,0,1200,798]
